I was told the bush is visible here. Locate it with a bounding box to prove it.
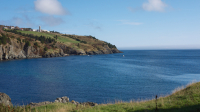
[17,38,20,41]
[80,41,87,44]
[0,33,10,45]
[44,46,48,51]
[24,41,31,48]
[34,42,38,46]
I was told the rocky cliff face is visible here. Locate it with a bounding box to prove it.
[0,39,122,61]
[0,40,41,61]
[0,92,12,107]
[55,43,122,56]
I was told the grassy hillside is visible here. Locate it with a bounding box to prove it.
[1,29,118,55]
[18,31,79,44]
[1,81,200,112]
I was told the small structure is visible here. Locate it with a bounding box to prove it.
[42,30,50,32]
[39,26,41,32]
[20,28,23,31]
[10,26,15,29]
[3,27,8,29]
[15,26,20,30]
[32,29,37,32]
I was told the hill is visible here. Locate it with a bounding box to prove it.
[0,25,122,61]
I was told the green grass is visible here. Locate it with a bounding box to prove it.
[2,81,199,112]
[57,36,79,44]
[19,31,55,38]
[18,31,79,44]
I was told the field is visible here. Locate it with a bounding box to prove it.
[18,31,79,44]
[1,81,200,112]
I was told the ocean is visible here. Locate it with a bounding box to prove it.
[0,50,200,105]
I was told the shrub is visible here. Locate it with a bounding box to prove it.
[34,42,38,46]
[17,38,20,41]
[0,33,10,45]
[24,41,31,48]
[44,46,48,51]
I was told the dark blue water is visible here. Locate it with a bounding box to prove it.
[0,50,200,105]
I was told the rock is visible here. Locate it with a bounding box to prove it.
[59,49,64,55]
[0,92,13,107]
[55,96,69,103]
[76,49,86,55]
[50,53,55,57]
[86,51,94,55]
[61,96,69,103]
[93,51,103,55]
[71,100,79,105]
[0,45,2,61]
[111,48,123,53]
[24,46,39,58]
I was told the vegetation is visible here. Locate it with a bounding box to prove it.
[24,41,31,48]
[0,33,11,45]
[1,28,119,56]
[34,42,38,47]
[44,46,48,51]
[0,81,200,112]
[105,42,116,48]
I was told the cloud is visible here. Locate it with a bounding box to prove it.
[142,0,167,12]
[39,16,64,26]
[34,0,69,15]
[118,20,143,25]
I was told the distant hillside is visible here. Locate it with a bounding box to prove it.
[0,25,122,61]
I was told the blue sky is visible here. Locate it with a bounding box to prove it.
[0,0,199,50]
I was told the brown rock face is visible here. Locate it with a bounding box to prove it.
[0,39,41,61]
[24,46,40,58]
[0,45,2,60]
[0,92,12,107]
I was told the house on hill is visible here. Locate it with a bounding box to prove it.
[32,29,37,32]
[42,30,50,33]
[9,26,15,29]
[21,28,33,31]
[3,27,8,29]
[14,26,20,30]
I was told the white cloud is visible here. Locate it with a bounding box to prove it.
[142,0,167,12]
[34,0,68,15]
[118,20,143,25]
[39,16,64,26]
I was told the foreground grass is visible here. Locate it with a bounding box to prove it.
[1,82,200,112]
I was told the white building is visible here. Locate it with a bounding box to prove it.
[42,30,50,32]
[39,26,41,32]
[32,29,37,32]
[10,26,15,29]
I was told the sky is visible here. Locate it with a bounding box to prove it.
[0,0,200,50]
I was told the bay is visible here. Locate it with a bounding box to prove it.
[0,50,200,105]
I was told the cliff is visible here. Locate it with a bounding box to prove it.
[0,27,122,61]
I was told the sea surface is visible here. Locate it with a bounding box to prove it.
[0,50,200,105]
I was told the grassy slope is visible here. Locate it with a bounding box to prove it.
[17,31,108,52]
[11,81,197,112]
[19,31,79,44]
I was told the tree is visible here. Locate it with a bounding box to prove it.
[24,41,31,48]
[44,46,48,51]
[34,42,38,46]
